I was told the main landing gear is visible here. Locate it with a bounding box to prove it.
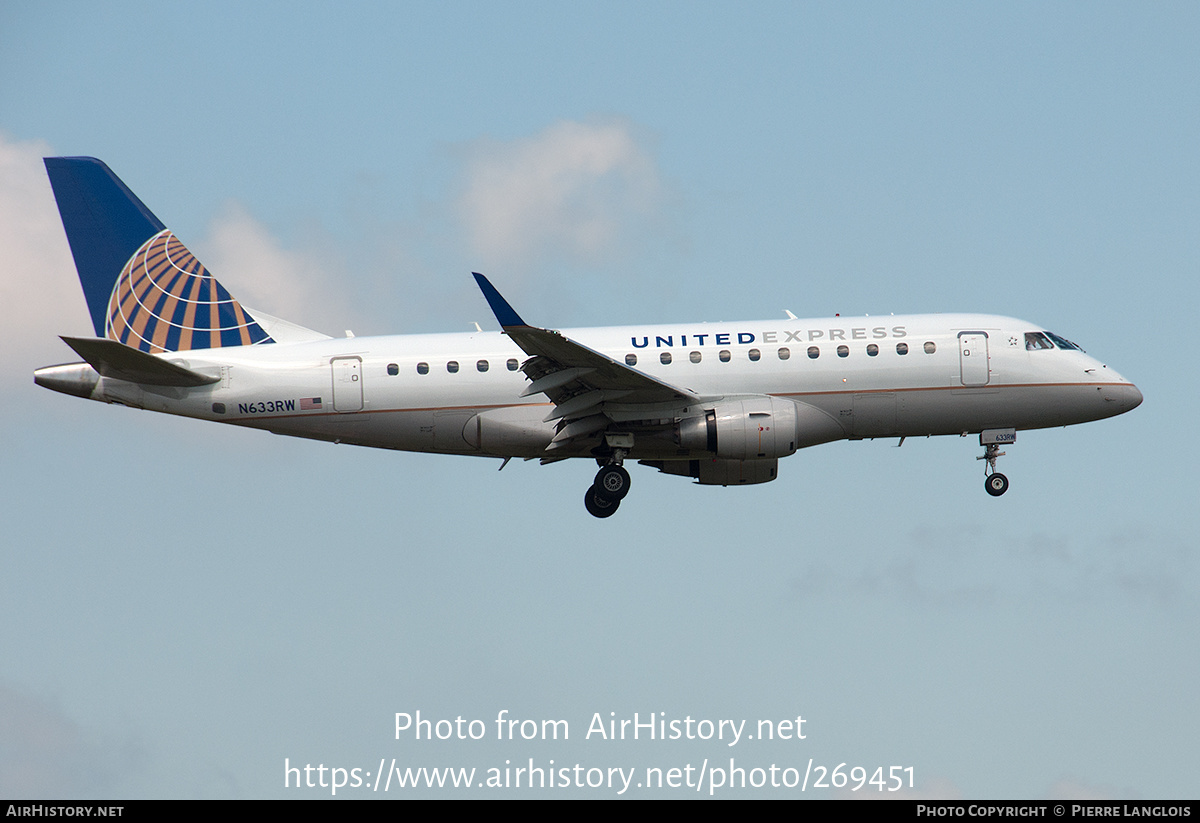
[585,451,631,518]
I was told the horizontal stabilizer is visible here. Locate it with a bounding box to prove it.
[61,336,219,387]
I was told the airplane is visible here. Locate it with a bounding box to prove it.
[35,157,1143,517]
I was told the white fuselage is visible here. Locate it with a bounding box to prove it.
[59,312,1141,461]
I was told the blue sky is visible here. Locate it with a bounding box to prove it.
[1,1,1197,798]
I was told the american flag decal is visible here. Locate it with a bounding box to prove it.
[300,397,322,410]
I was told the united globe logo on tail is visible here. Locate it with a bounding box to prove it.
[106,228,273,353]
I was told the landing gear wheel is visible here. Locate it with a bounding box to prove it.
[585,486,620,518]
[594,465,631,501]
[985,472,1009,497]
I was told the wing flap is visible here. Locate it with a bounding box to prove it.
[542,389,634,423]
[519,366,595,398]
[546,414,610,449]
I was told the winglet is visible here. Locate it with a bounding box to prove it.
[473,273,527,328]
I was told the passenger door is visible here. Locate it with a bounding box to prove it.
[330,357,363,412]
[958,332,990,387]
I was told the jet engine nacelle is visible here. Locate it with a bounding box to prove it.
[677,396,798,460]
[677,396,846,460]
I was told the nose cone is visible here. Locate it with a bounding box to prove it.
[1101,382,1143,413]
[1128,384,1143,409]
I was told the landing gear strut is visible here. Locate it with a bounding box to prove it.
[585,446,631,518]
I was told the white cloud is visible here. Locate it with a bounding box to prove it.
[195,201,342,334]
[0,133,94,379]
[457,118,663,269]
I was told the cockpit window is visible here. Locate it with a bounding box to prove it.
[1044,331,1083,351]
[1025,332,1053,351]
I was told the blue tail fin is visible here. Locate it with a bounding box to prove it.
[44,157,274,353]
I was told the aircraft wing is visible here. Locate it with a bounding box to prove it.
[473,273,699,451]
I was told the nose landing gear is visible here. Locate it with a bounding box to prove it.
[976,429,1015,497]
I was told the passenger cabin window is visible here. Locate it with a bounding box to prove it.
[1025,332,1054,351]
[689,351,702,363]
[866,344,879,357]
[625,353,638,366]
[808,346,820,359]
[447,360,459,373]
[924,341,936,354]
[660,352,672,365]
[417,362,429,375]
[778,347,790,360]
[507,358,519,371]
[748,348,761,361]
[387,363,399,376]
[837,345,849,358]
[719,350,731,362]
[477,360,489,372]
[896,343,908,355]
